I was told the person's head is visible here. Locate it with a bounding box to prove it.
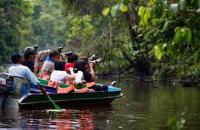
[75,60,89,72]
[68,54,78,63]
[24,47,37,61]
[11,54,23,64]
[49,50,60,62]
[54,61,65,71]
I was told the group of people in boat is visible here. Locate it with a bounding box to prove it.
[8,46,102,95]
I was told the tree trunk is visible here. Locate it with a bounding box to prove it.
[126,0,139,50]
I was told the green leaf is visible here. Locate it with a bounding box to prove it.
[111,4,120,17]
[162,43,167,50]
[149,0,155,5]
[163,20,170,31]
[143,8,151,25]
[173,27,192,44]
[162,0,168,9]
[169,3,178,17]
[102,7,110,16]
[167,117,178,130]
[179,0,186,10]
[198,0,200,8]
[174,27,182,44]
[153,44,164,60]
[184,28,192,44]
[175,27,181,32]
[120,3,128,13]
[138,6,145,16]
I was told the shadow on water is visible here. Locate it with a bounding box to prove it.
[1,77,200,129]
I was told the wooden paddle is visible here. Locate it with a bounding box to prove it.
[39,85,62,110]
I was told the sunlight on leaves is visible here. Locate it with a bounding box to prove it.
[111,4,120,17]
[174,27,192,44]
[179,0,186,10]
[153,44,164,60]
[169,3,178,17]
[120,3,128,13]
[102,7,110,16]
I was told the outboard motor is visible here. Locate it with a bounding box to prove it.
[12,76,30,98]
[0,73,30,98]
[0,73,13,94]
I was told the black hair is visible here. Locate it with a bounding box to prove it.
[68,54,78,63]
[11,54,22,63]
[75,60,93,82]
[49,50,60,58]
[74,60,88,72]
[24,47,37,60]
[54,61,65,71]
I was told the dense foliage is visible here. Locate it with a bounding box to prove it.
[0,0,200,81]
[0,0,32,61]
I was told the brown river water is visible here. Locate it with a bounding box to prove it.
[0,77,200,130]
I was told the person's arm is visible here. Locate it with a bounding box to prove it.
[88,63,96,81]
[25,67,39,86]
[34,49,51,73]
[41,62,54,76]
[37,49,51,58]
[64,74,75,81]
[64,68,75,81]
[34,54,41,74]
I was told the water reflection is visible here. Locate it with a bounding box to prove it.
[0,105,113,129]
[1,77,200,129]
[0,109,96,129]
[48,110,94,130]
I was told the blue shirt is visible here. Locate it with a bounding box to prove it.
[8,64,39,86]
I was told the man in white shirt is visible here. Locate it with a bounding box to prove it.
[50,61,75,83]
[9,54,39,86]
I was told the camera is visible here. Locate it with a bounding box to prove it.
[88,54,96,61]
[89,58,102,64]
[33,45,39,51]
[58,47,64,53]
[64,51,73,57]
[88,54,102,65]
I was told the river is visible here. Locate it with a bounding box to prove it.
[0,77,200,129]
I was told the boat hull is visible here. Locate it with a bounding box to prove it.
[19,90,122,109]
[0,78,123,109]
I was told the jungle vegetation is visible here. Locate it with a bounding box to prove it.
[0,0,200,81]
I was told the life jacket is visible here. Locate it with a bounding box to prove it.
[74,83,89,93]
[74,87,89,93]
[86,82,96,88]
[37,72,50,80]
[57,82,74,94]
[48,80,60,89]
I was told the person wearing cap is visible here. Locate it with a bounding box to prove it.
[50,61,75,83]
[9,54,39,86]
[23,46,51,74]
[23,47,37,72]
